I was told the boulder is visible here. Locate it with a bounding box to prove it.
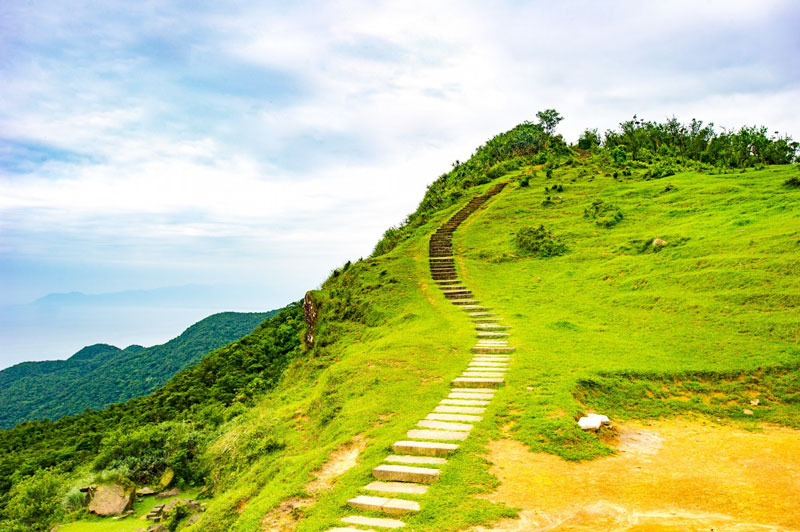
[158,468,174,489]
[138,487,156,496]
[578,413,611,431]
[87,484,135,516]
[156,488,180,499]
[652,238,667,249]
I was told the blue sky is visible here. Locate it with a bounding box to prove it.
[1,0,799,366]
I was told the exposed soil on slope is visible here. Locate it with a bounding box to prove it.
[261,436,367,531]
[474,420,800,532]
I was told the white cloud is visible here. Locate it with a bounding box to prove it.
[1,0,799,309]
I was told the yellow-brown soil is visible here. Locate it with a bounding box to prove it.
[475,420,800,532]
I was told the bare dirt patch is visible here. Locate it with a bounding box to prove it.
[473,419,800,532]
[262,436,367,531]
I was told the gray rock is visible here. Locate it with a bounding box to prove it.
[87,484,135,516]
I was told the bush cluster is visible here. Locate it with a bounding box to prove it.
[584,200,624,227]
[513,225,567,257]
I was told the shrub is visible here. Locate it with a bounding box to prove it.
[577,128,600,150]
[514,225,567,257]
[783,176,800,188]
[3,469,66,531]
[584,200,623,227]
[518,174,530,187]
[611,146,628,164]
[646,162,676,179]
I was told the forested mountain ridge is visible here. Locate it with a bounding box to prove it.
[0,311,275,429]
[1,113,798,532]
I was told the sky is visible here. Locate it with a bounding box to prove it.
[1,0,799,367]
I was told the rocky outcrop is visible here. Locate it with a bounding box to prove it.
[86,484,135,516]
[303,291,319,348]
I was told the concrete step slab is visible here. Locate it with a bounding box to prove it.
[341,515,406,529]
[373,464,440,483]
[406,429,469,441]
[450,387,495,393]
[461,305,490,311]
[469,362,510,367]
[434,405,486,414]
[385,455,446,465]
[451,377,504,388]
[449,392,496,399]
[426,413,482,422]
[472,347,515,353]
[440,398,491,405]
[364,481,428,495]
[476,324,510,330]
[462,373,506,378]
[451,299,480,305]
[392,441,458,456]
[347,495,419,515]
[476,332,510,337]
[417,419,473,431]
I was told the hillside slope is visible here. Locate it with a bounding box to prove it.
[2,116,798,532]
[0,311,275,428]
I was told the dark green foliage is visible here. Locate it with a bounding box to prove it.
[783,176,800,188]
[0,303,304,513]
[517,174,530,187]
[164,500,192,531]
[513,225,567,257]
[577,128,600,150]
[545,184,564,193]
[0,311,274,429]
[0,469,65,531]
[646,161,677,179]
[584,200,623,227]
[603,115,798,167]
[92,422,210,484]
[536,108,563,135]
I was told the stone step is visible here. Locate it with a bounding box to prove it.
[445,293,474,300]
[434,405,486,414]
[472,347,516,353]
[385,455,447,465]
[450,387,495,394]
[440,399,490,406]
[476,324,510,330]
[406,429,469,441]
[462,372,506,378]
[440,285,468,291]
[426,413,482,422]
[373,464,441,483]
[468,312,497,317]
[417,419,473,431]
[468,362,510,367]
[451,377,504,388]
[472,354,511,358]
[451,299,480,305]
[472,317,502,322]
[449,392,496,399]
[341,515,406,529]
[364,481,428,495]
[434,279,461,284]
[392,440,458,456]
[347,495,420,515]
[429,256,454,260]
[461,305,490,311]
[476,332,510,337]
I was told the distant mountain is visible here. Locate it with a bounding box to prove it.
[0,311,276,429]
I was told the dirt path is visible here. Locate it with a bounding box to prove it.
[475,419,800,532]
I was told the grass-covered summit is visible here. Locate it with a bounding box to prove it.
[1,113,798,532]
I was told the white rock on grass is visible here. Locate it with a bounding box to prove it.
[578,413,610,431]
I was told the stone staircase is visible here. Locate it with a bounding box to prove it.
[327,183,512,531]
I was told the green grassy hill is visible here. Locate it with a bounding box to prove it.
[1,115,798,532]
[0,311,275,429]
